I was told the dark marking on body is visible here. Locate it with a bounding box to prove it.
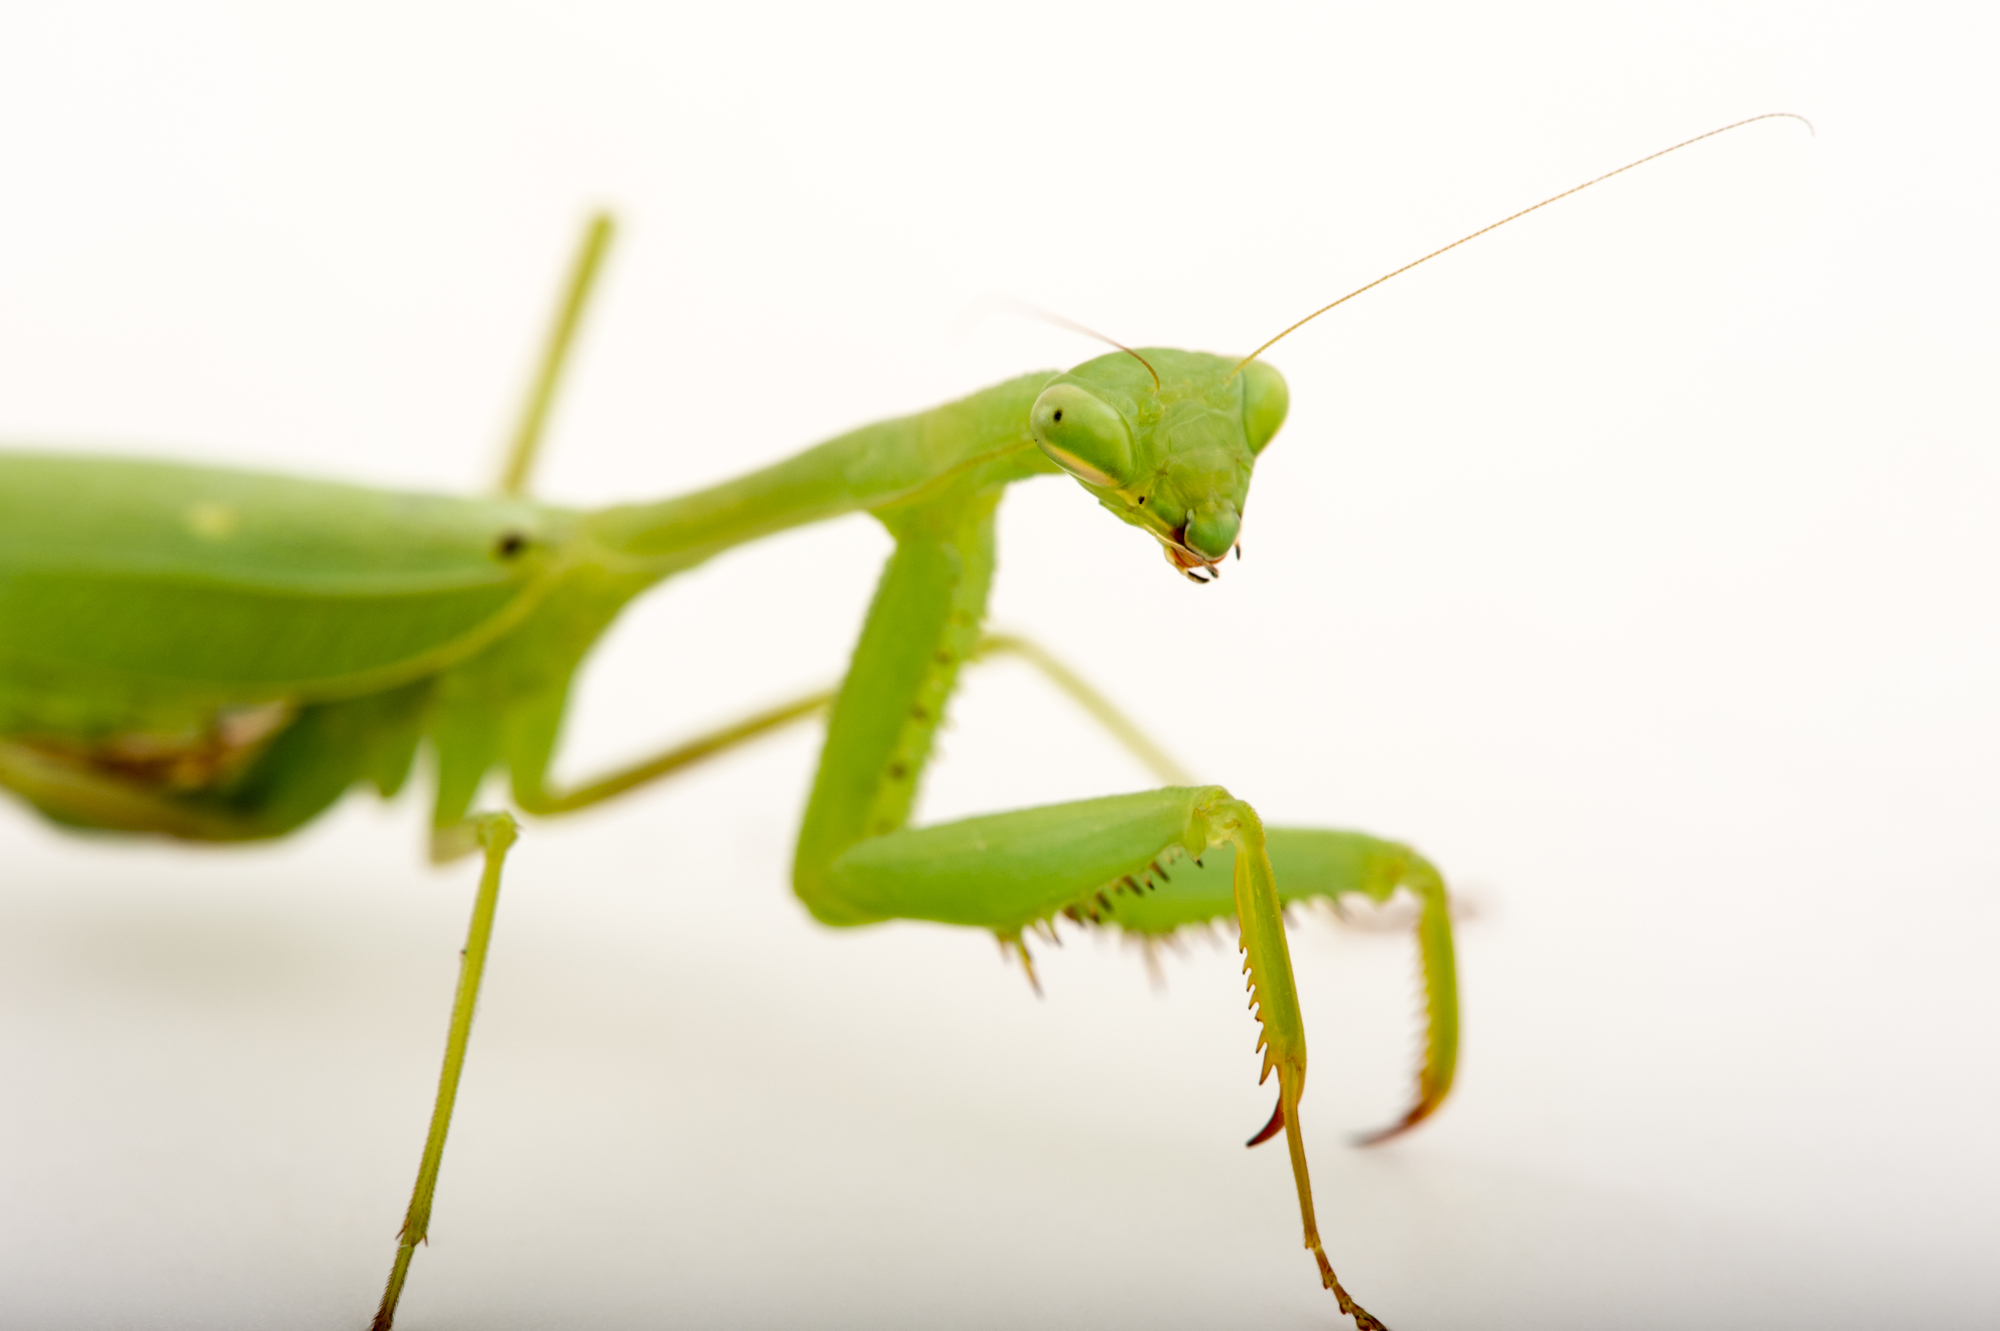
[13,701,293,794]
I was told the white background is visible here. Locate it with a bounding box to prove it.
[0,4,1994,1329]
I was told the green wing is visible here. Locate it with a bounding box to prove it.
[0,453,604,838]
[0,454,566,700]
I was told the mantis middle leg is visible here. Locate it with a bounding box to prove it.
[374,811,518,1331]
[496,631,1198,820]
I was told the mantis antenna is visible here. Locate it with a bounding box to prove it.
[990,299,1161,390]
[498,211,617,496]
[1230,112,1814,377]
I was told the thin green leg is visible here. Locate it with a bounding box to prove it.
[503,630,1176,822]
[495,213,615,498]
[514,686,837,817]
[975,631,1193,785]
[373,812,518,1331]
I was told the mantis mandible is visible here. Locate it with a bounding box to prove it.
[0,114,1805,1329]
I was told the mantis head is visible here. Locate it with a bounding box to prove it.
[1031,349,1288,583]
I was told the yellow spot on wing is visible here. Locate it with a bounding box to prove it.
[184,501,239,539]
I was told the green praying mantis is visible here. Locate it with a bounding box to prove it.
[0,114,1806,1329]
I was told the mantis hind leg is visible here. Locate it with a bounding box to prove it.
[494,213,615,498]
[373,812,518,1331]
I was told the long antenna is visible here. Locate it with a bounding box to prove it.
[1230,113,1812,376]
[983,298,1160,390]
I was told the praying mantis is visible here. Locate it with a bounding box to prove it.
[0,115,1806,1329]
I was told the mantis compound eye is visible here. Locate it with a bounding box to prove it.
[1238,360,1289,456]
[1030,383,1134,488]
[1185,501,1241,561]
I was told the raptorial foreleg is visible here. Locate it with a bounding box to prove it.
[808,785,1391,1330]
[1106,827,1458,1145]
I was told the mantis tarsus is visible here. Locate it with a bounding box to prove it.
[0,114,1805,1329]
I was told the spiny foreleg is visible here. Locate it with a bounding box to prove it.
[1105,826,1459,1146]
[811,785,1392,1329]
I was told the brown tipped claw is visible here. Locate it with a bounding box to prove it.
[1351,1094,1443,1147]
[1245,1094,1285,1147]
